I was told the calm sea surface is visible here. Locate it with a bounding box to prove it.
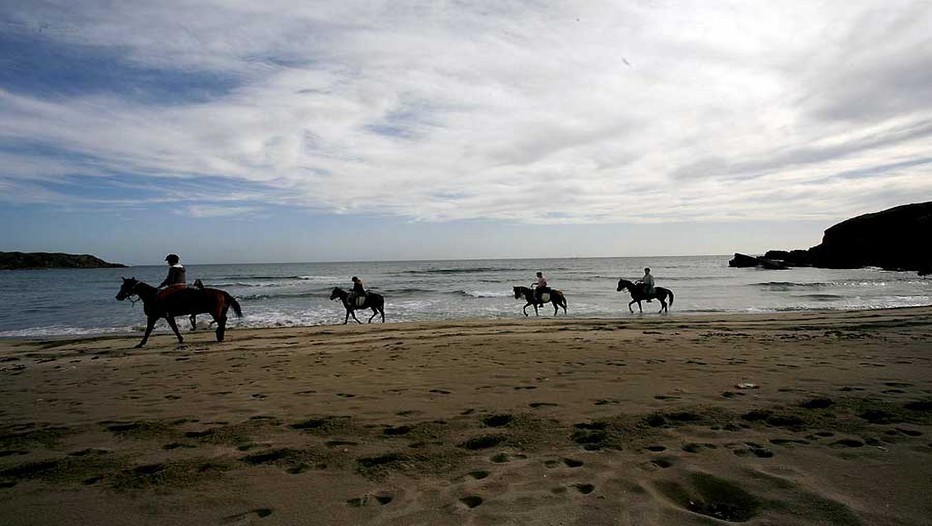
[2,256,930,337]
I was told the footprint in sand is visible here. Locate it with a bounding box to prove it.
[383,425,412,436]
[490,452,527,463]
[349,493,393,506]
[482,414,513,427]
[221,508,273,524]
[459,495,483,509]
[544,458,584,468]
[728,442,774,458]
[830,438,865,448]
[681,443,718,453]
[572,483,595,494]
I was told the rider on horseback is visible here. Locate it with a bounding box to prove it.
[348,276,367,307]
[636,267,655,302]
[158,253,187,301]
[532,271,550,305]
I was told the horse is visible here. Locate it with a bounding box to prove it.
[330,287,385,324]
[116,277,243,348]
[513,286,568,317]
[616,278,674,314]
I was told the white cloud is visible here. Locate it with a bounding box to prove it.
[2,0,930,224]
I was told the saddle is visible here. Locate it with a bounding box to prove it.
[350,294,367,307]
[156,284,194,302]
[539,292,551,303]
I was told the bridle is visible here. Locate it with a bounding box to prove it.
[119,280,142,306]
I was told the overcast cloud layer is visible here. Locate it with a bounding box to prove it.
[2,0,931,226]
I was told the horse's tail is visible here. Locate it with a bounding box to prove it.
[226,293,243,317]
[667,289,674,307]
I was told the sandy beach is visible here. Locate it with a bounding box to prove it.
[1,308,930,525]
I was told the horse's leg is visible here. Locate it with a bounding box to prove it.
[658,299,667,314]
[628,299,636,313]
[523,302,530,317]
[136,317,157,348]
[343,308,350,324]
[215,305,228,341]
[368,307,377,323]
[166,316,184,344]
[552,299,559,316]
[189,314,197,331]
[350,308,362,324]
[216,314,227,341]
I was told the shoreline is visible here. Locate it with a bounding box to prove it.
[1,306,930,524]
[4,303,932,343]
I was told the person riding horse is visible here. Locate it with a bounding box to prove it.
[635,267,655,302]
[158,253,187,301]
[348,276,367,307]
[532,271,551,305]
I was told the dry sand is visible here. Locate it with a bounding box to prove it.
[1,307,931,525]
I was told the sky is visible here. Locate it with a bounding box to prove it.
[1,1,930,265]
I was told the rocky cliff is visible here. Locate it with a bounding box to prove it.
[737,202,931,274]
[0,252,126,270]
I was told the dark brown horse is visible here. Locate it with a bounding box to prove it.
[616,278,674,313]
[513,286,567,316]
[116,277,242,347]
[330,287,385,324]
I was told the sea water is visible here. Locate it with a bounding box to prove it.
[1,256,930,337]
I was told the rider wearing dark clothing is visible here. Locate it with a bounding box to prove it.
[349,276,366,305]
[157,253,187,301]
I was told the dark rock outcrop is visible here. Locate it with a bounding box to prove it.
[729,253,788,270]
[738,202,931,274]
[763,250,812,267]
[806,202,931,272]
[0,252,126,270]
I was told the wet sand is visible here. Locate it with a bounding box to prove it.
[1,307,931,525]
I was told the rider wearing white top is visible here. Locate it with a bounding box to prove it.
[636,267,655,300]
[533,272,550,304]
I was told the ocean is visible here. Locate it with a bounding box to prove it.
[1,256,930,338]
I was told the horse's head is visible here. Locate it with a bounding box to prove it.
[330,287,343,301]
[513,286,523,299]
[116,277,139,301]
[617,279,632,292]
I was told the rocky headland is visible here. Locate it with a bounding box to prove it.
[730,201,931,275]
[0,251,126,270]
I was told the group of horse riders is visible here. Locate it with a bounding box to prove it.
[155,255,660,308]
[118,254,667,346]
[531,267,655,302]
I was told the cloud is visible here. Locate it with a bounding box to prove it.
[1,1,930,226]
[184,204,261,218]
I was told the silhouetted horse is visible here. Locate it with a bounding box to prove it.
[616,278,674,313]
[116,277,242,348]
[330,287,385,324]
[513,286,568,317]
